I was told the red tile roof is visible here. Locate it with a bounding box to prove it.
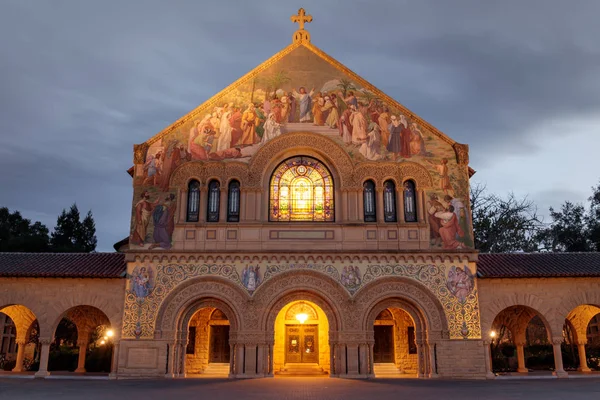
[0,253,126,278]
[477,253,600,278]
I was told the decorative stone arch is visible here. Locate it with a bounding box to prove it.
[154,276,248,339]
[49,305,112,340]
[554,289,600,339]
[247,132,354,189]
[0,304,39,341]
[0,292,50,338]
[564,304,600,344]
[352,161,433,190]
[46,293,123,341]
[480,295,559,339]
[363,298,428,336]
[252,270,348,334]
[169,161,250,189]
[354,277,448,336]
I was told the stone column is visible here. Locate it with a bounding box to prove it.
[75,340,89,373]
[219,188,228,222]
[254,190,262,221]
[178,188,188,223]
[368,342,375,377]
[551,338,568,378]
[108,341,120,379]
[34,338,52,378]
[428,342,438,378]
[12,339,27,373]
[256,344,267,376]
[398,186,405,223]
[199,187,208,223]
[165,340,177,378]
[416,339,425,378]
[483,340,495,379]
[342,190,349,222]
[357,189,364,222]
[577,341,591,372]
[346,344,359,376]
[268,342,274,376]
[244,344,257,377]
[239,189,248,222]
[515,341,527,373]
[376,188,385,223]
[234,343,245,375]
[338,344,347,375]
[417,190,425,223]
[358,343,369,376]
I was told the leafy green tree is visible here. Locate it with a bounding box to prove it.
[0,207,50,252]
[537,202,590,252]
[50,204,97,252]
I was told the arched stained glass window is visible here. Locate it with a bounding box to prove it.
[227,180,240,222]
[269,156,334,222]
[207,180,220,222]
[363,180,376,222]
[383,180,397,222]
[404,180,417,222]
[186,180,200,222]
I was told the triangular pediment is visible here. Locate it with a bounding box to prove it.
[135,40,464,167]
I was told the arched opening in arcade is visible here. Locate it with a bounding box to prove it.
[372,308,419,377]
[38,305,115,377]
[563,304,600,373]
[0,305,38,374]
[185,307,231,377]
[490,305,557,375]
[273,300,329,376]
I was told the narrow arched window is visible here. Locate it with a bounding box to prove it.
[207,180,220,222]
[403,180,417,222]
[383,180,397,222]
[363,180,376,222]
[186,180,200,222]
[227,180,240,222]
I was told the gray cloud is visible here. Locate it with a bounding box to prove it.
[1,0,599,250]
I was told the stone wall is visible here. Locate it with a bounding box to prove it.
[185,308,212,374]
[390,308,417,373]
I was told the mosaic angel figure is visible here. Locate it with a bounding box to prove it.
[130,266,155,299]
[242,265,262,293]
[446,266,474,302]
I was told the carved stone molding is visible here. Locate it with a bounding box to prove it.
[252,270,347,331]
[247,132,354,188]
[154,277,249,335]
[354,277,448,332]
[453,143,469,165]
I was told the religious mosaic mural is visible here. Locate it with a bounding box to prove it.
[123,261,480,340]
[128,39,473,250]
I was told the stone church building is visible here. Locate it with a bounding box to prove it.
[1,10,599,380]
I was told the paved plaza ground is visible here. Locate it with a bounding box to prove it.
[1,377,600,400]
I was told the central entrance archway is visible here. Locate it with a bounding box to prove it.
[273,300,329,375]
[185,307,231,377]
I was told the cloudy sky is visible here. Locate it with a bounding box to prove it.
[1,0,599,251]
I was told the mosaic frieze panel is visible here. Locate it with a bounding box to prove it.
[122,261,480,340]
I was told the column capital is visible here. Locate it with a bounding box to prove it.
[77,340,89,348]
[39,338,53,345]
[514,341,526,347]
[551,338,564,346]
[15,339,27,346]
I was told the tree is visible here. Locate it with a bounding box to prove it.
[50,204,97,253]
[587,181,600,251]
[336,78,356,98]
[537,202,591,252]
[0,207,50,252]
[470,183,542,253]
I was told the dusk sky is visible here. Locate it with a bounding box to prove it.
[1,0,599,251]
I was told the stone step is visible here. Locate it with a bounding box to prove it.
[373,363,405,378]
[277,363,327,376]
[203,363,230,375]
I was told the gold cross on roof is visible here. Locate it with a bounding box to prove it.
[291,8,312,31]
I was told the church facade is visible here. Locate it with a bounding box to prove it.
[1,10,599,380]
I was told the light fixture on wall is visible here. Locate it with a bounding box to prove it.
[295,302,309,324]
[489,330,497,338]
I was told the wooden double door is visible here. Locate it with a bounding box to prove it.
[285,324,319,363]
[209,325,230,363]
[373,325,394,363]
